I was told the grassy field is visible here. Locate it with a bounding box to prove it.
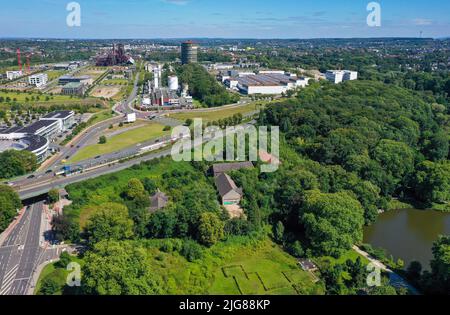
[208,240,324,295]
[0,91,76,102]
[34,255,84,295]
[168,102,265,122]
[66,158,193,227]
[44,70,68,82]
[68,122,170,164]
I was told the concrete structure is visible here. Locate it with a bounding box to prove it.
[325,70,358,84]
[40,110,75,132]
[0,128,49,162]
[28,73,48,87]
[126,113,136,123]
[6,70,23,80]
[61,82,86,96]
[181,41,198,65]
[168,76,179,91]
[58,75,93,86]
[236,73,310,95]
[215,173,243,206]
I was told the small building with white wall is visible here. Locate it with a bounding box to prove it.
[6,70,23,80]
[325,70,358,84]
[29,73,48,87]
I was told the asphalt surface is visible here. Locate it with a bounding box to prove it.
[0,202,46,295]
[15,121,257,200]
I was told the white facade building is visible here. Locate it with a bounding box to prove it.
[6,70,23,80]
[29,73,48,87]
[325,70,358,84]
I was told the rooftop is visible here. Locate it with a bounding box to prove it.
[213,162,254,175]
[215,173,243,198]
[149,190,169,212]
[62,82,83,89]
[19,119,58,134]
[42,110,75,120]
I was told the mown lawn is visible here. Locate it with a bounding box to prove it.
[208,240,324,295]
[34,255,84,295]
[168,102,265,122]
[68,122,170,163]
[0,91,76,102]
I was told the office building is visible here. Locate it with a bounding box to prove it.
[28,73,48,87]
[181,41,198,65]
[40,110,75,132]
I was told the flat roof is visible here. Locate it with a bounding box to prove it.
[62,82,83,88]
[19,119,59,134]
[42,110,75,119]
[237,73,300,87]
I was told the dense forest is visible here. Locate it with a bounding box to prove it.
[47,79,449,295]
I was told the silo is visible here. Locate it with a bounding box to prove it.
[168,76,179,91]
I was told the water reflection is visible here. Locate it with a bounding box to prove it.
[363,209,450,270]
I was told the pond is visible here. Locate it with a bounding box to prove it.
[363,209,450,270]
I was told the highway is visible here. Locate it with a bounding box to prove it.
[14,120,257,200]
[0,202,59,295]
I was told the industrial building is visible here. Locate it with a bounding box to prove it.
[96,44,135,66]
[0,110,76,162]
[6,70,23,80]
[230,73,310,95]
[61,82,86,96]
[58,75,93,86]
[325,70,358,84]
[28,73,48,87]
[181,41,198,65]
[168,76,179,91]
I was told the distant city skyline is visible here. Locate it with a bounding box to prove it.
[0,0,449,39]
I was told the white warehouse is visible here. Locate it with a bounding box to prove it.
[236,73,310,95]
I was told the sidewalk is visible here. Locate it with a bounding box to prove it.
[353,245,420,295]
[0,207,27,246]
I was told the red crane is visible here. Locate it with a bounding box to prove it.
[26,54,31,74]
[17,48,22,71]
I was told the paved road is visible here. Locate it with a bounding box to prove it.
[15,122,257,200]
[0,202,49,295]
[352,245,420,295]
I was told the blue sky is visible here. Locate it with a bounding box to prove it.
[0,0,449,39]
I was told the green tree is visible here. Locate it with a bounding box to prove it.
[98,135,107,144]
[82,240,161,295]
[48,189,59,204]
[197,212,224,246]
[372,140,415,183]
[300,190,365,257]
[84,203,134,245]
[274,221,285,243]
[414,161,450,205]
[0,150,38,179]
[0,185,22,233]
